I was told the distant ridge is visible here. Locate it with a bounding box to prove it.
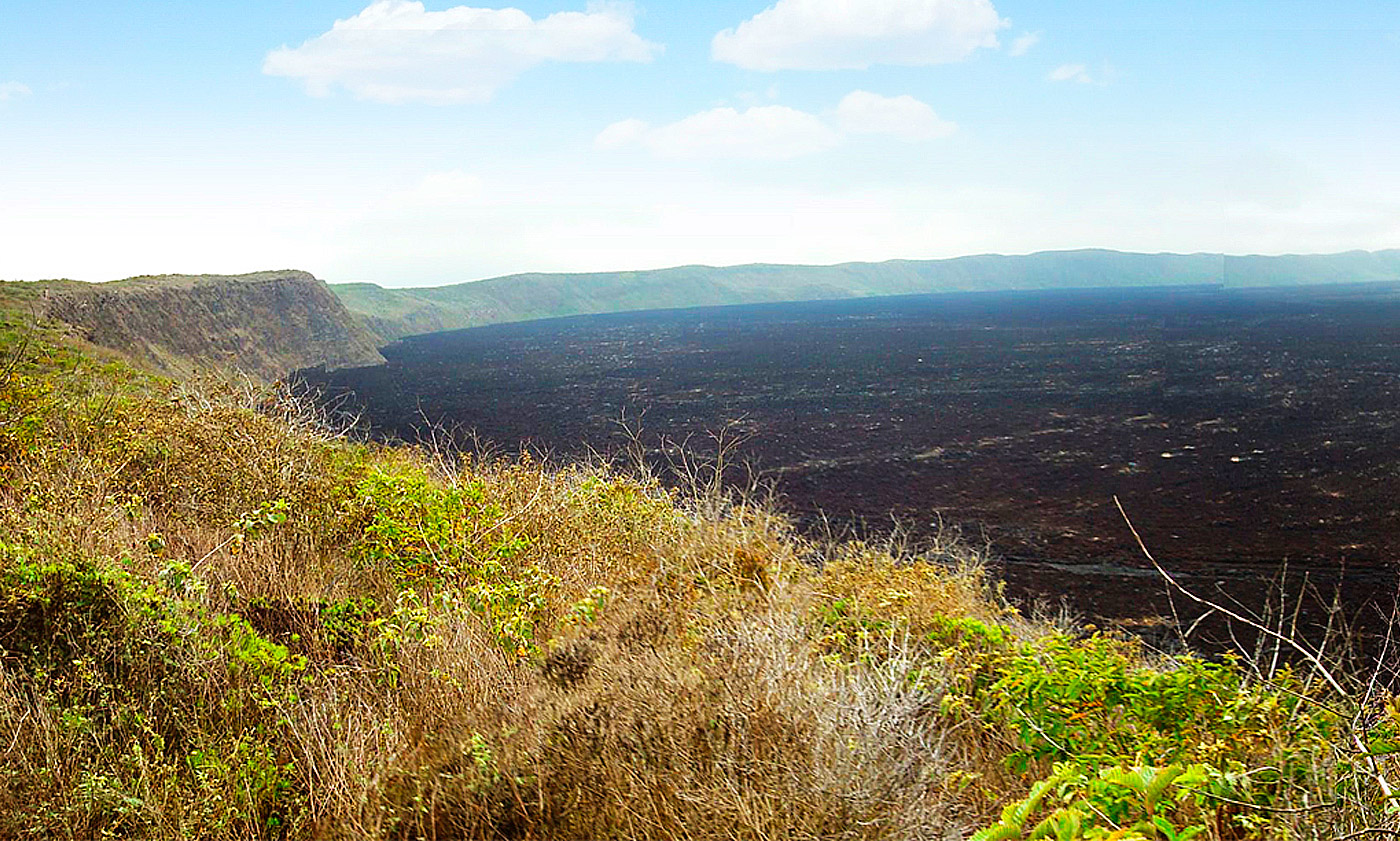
[331,248,1400,341]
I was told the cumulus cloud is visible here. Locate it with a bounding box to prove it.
[598,92,955,159]
[597,105,842,160]
[836,90,956,141]
[263,0,660,104]
[0,82,31,102]
[712,0,1007,71]
[1048,63,1093,84]
[1008,31,1040,56]
[594,118,652,149]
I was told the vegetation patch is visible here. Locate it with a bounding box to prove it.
[1,319,1396,839]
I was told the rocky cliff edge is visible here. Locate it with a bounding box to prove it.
[39,270,385,380]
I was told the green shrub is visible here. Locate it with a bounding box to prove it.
[984,635,1335,773]
[353,467,555,654]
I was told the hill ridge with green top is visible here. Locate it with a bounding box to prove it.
[2,269,385,380]
[331,247,1400,340]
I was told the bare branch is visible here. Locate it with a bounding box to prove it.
[1114,495,1396,809]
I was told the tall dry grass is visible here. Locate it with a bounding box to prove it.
[2,325,1397,839]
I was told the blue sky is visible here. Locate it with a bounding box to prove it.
[1,0,1397,286]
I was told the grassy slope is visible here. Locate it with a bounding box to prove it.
[333,249,1400,340]
[1,314,1397,839]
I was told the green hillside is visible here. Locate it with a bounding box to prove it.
[332,248,1400,340]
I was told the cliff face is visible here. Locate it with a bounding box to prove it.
[41,270,385,380]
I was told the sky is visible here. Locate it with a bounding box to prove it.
[1,1,1398,287]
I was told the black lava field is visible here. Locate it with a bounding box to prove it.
[302,283,1400,647]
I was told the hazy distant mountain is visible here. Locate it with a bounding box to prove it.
[331,248,1400,341]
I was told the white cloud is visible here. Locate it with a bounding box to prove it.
[594,117,651,149]
[263,0,660,104]
[0,82,31,102]
[599,92,955,160]
[1008,31,1040,56]
[836,91,956,141]
[1048,63,1093,84]
[712,0,1007,71]
[387,170,485,208]
[598,105,842,160]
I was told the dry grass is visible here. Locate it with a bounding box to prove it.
[2,326,1396,839]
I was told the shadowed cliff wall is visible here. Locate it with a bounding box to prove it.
[41,270,385,380]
